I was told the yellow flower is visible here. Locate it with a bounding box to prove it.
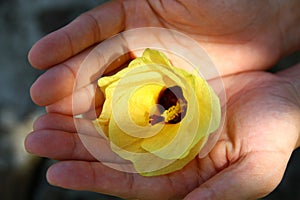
[94,48,221,176]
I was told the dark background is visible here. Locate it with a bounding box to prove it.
[0,0,299,199]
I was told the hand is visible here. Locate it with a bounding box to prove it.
[25,68,300,199]
[26,0,300,199]
[28,0,300,110]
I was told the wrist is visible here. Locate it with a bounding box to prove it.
[277,0,300,56]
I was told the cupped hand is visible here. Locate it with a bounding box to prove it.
[26,0,300,199]
[29,0,284,71]
[29,0,290,110]
[25,69,300,199]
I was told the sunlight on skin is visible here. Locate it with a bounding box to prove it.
[26,69,300,199]
[26,0,300,199]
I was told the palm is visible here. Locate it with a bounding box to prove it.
[26,0,298,199]
[26,71,299,199]
[29,0,283,74]
[29,0,285,114]
[123,1,282,74]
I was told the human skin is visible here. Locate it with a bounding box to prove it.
[25,0,300,199]
[25,65,300,200]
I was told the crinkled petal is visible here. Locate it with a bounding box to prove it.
[142,48,173,67]
[93,48,221,176]
[128,84,164,126]
[140,136,207,176]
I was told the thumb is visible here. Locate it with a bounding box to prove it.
[184,153,287,200]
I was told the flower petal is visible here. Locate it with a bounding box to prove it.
[109,117,145,153]
[128,84,164,126]
[142,48,172,67]
[141,67,209,160]
[94,48,221,176]
[140,136,207,176]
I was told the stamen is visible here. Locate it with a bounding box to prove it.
[149,86,188,125]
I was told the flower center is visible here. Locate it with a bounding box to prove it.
[149,86,187,125]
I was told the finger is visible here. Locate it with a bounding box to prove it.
[25,129,125,162]
[30,48,92,106]
[47,161,135,198]
[45,82,104,116]
[81,105,102,120]
[28,1,125,69]
[30,47,130,107]
[33,113,77,132]
[46,161,181,200]
[33,113,101,134]
[25,129,96,161]
[28,113,127,163]
[27,113,94,160]
[184,152,287,200]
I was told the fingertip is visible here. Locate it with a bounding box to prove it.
[46,161,94,190]
[24,131,48,156]
[24,132,35,154]
[30,78,45,106]
[46,162,67,187]
[32,113,50,131]
[27,44,37,68]
[27,36,54,69]
[30,64,75,106]
[28,31,73,69]
[30,75,54,107]
[28,38,43,69]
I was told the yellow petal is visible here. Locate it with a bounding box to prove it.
[109,117,177,173]
[94,81,118,137]
[127,56,153,69]
[141,66,204,160]
[142,48,172,67]
[109,117,145,153]
[128,84,164,126]
[109,64,180,138]
[141,124,179,151]
[94,48,221,176]
[140,136,208,176]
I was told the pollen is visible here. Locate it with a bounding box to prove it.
[149,86,187,125]
[162,102,181,122]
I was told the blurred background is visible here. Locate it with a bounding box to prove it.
[0,0,299,199]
